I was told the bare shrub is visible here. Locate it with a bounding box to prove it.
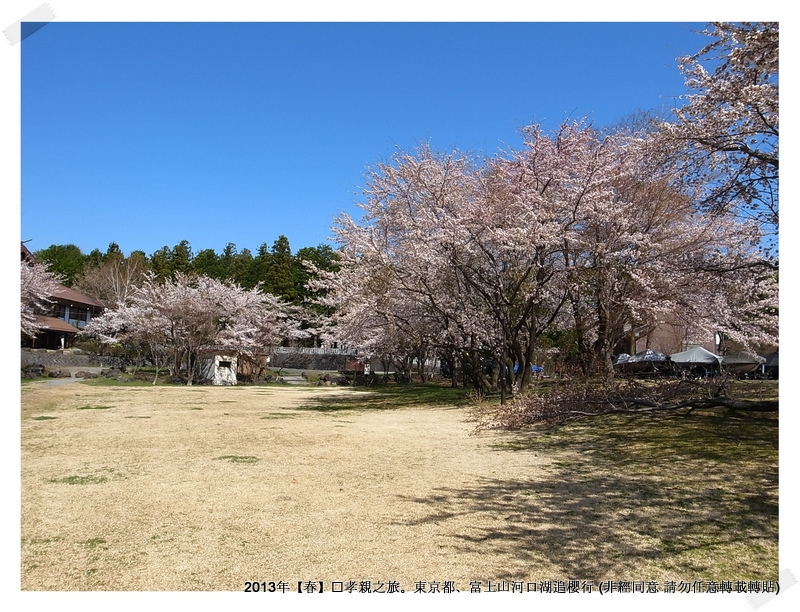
[484,376,777,430]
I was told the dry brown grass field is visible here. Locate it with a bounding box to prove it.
[20,380,778,592]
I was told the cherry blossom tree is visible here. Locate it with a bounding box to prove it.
[84,273,309,384]
[323,141,574,396]
[82,300,171,382]
[20,260,61,338]
[322,146,497,389]
[512,122,776,378]
[322,122,777,398]
[659,22,778,239]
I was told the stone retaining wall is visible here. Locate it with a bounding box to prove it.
[269,352,349,371]
[21,349,359,372]
[20,349,116,368]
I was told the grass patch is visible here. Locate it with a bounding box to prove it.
[49,475,108,485]
[728,379,778,400]
[481,409,778,579]
[150,534,174,542]
[31,416,57,421]
[80,538,107,548]
[81,378,153,387]
[214,455,259,464]
[77,405,114,410]
[499,409,777,461]
[27,536,64,545]
[21,377,51,385]
[298,382,470,412]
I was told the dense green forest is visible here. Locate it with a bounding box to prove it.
[32,236,339,308]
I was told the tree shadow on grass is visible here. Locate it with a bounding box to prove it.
[397,413,778,580]
[296,384,471,412]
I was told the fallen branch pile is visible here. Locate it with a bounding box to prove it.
[486,377,778,430]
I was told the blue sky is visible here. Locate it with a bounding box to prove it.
[19,19,709,258]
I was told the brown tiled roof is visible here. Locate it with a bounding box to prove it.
[33,315,80,334]
[21,242,105,309]
[51,285,105,309]
[21,242,35,263]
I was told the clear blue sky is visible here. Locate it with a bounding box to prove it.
[20,20,708,258]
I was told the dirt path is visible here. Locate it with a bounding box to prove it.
[21,383,566,591]
[37,367,105,386]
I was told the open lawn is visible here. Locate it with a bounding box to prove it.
[20,381,777,591]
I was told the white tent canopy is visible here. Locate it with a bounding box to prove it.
[722,351,766,365]
[722,351,766,375]
[670,346,722,365]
